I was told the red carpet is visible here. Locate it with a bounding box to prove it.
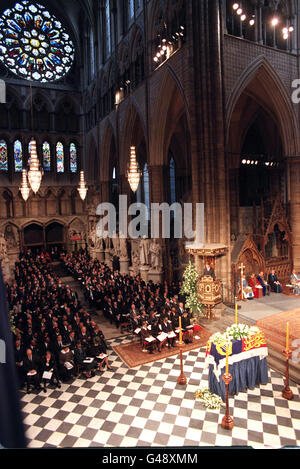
[113,329,211,368]
[256,309,300,353]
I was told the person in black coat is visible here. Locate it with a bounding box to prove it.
[181,311,193,344]
[23,348,42,393]
[161,316,176,348]
[91,336,111,371]
[74,341,96,378]
[14,339,25,388]
[40,351,61,392]
[268,270,282,293]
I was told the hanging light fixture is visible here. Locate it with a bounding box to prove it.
[27,138,43,194]
[77,170,88,200]
[19,169,31,201]
[127,146,142,193]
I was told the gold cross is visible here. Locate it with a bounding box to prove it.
[238,263,246,298]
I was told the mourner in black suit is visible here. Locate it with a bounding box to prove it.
[268,270,282,293]
[23,348,42,393]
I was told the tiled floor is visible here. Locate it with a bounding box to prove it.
[20,336,300,449]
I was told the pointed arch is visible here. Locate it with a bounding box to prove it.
[226,56,299,156]
[150,66,191,166]
[86,134,99,184]
[100,119,116,182]
[119,99,147,175]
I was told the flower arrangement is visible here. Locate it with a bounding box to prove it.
[195,387,224,410]
[180,260,203,316]
[209,324,260,345]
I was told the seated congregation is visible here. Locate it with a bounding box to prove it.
[63,252,199,356]
[9,249,199,393]
[9,250,111,394]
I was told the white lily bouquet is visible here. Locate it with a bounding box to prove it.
[209,324,260,345]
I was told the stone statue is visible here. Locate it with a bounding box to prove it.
[0,232,11,282]
[139,236,150,266]
[132,250,140,271]
[149,239,163,272]
[4,224,19,250]
[88,225,96,248]
[130,240,140,272]
[112,232,120,257]
[119,235,129,261]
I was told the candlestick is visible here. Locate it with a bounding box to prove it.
[179,316,182,344]
[177,342,187,386]
[221,372,234,430]
[225,344,229,374]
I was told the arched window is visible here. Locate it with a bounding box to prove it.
[169,155,176,205]
[105,0,111,58]
[69,142,77,173]
[42,141,51,172]
[56,141,64,173]
[129,0,135,20]
[14,139,23,172]
[0,140,8,171]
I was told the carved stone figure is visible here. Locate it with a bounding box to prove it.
[149,239,163,272]
[0,233,11,282]
[119,235,129,261]
[4,224,19,250]
[112,232,120,257]
[139,237,150,266]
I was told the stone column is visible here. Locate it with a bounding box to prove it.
[189,0,231,288]
[288,158,300,271]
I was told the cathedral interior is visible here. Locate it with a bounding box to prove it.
[1,0,300,452]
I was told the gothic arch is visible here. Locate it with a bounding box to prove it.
[150,66,191,166]
[119,99,147,175]
[100,119,116,183]
[86,135,99,184]
[226,56,299,157]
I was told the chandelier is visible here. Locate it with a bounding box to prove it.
[127,146,142,193]
[77,170,88,200]
[19,169,30,202]
[27,138,43,194]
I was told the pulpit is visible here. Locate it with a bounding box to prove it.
[185,243,228,319]
[197,276,222,319]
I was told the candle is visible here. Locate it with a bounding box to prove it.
[286,322,289,351]
[179,316,182,343]
[225,344,229,374]
[235,301,238,325]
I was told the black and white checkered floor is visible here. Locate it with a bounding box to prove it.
[20,336,300,449]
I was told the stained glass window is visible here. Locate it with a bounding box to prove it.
[43,141,51,171]
[0,1,75,83]
[129,0,135,19]
[56,141,64,173]
[105,0,111,57]
[0,140,8,171]
[69,142,77,173]
[14,139,23,172]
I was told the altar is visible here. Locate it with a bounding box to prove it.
[204,327,269,401]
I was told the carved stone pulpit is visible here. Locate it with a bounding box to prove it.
[185,243,228,319]
[197,276,222,319]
